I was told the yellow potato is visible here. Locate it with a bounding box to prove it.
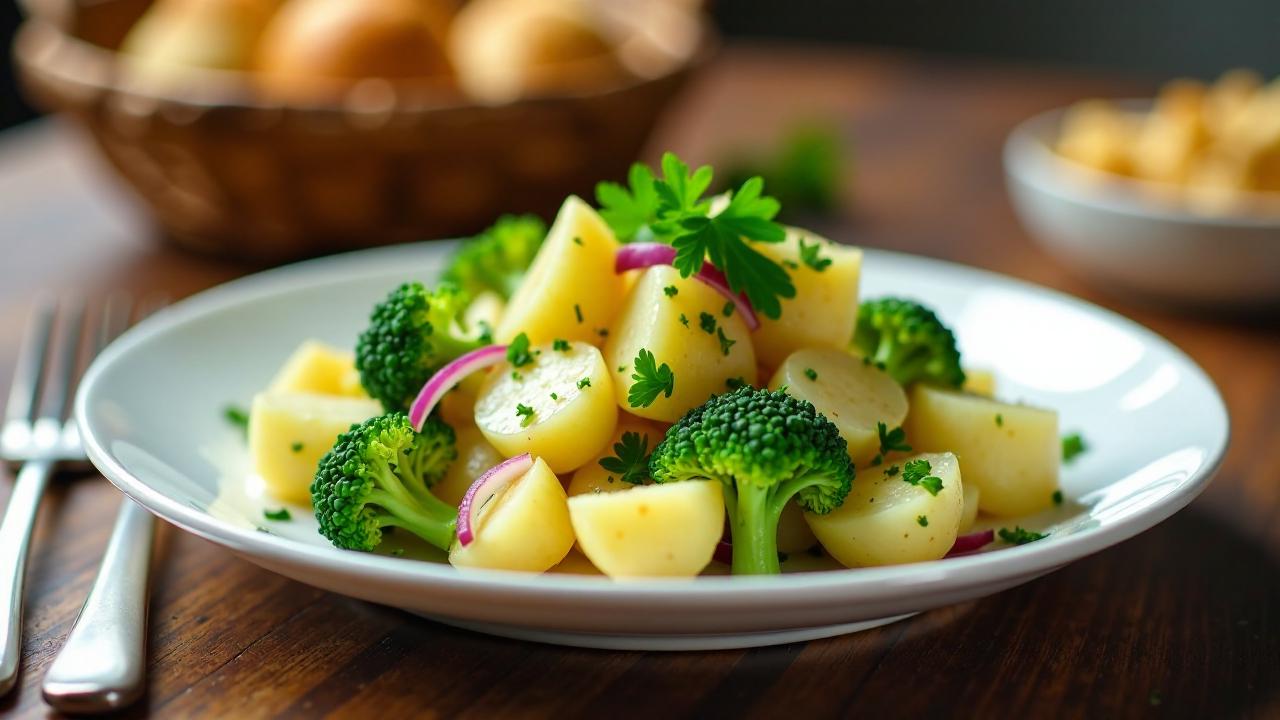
[249,392,382,504]
[495,197,626,346]
[464,291,506,338]
[906,385,1059,517]
[567,420,667,496]
[777,499,818,554]
[959,481,981,533]
[806,452,964,567]
[604,266,756,423]
[435,425,505,506]
[569,480,724,578]
[547,550,605,576]
[268,340,367,398]
[753,229,862,369]
[768,347,907,466]
[962,368,996,398]
[449,457,575,572]
[474,340,617,473]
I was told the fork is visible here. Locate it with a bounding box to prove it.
[0,296,155,710]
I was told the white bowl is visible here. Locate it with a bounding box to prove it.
[75,242,1229,651]
[1004,105,1280,308]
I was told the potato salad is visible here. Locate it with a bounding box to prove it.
[245,153,1076,578]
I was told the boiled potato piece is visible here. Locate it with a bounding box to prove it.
[960,481,981,533]
[567,419,666,496]
[769,347,908,466]
[963,369,996,398]
[906,385,1059,517]
[753,229,862,369]
[777,499,818,553]
[121,0,282,77]
[249,392,382,504]
[474,340,617,472]
[604,266,756,423]
[449,457,575,572]
[806,452,964,567]
[434,426,505,506]
[495,197,626,346]
[464,291,506,337]
[268,340,366,398]
[569,480,724,578]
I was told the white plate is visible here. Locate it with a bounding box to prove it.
[75,242,1229,651]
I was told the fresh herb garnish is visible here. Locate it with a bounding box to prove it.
[598,431,651,485]
[573,304,584,324]
[699,312,717,334]
[916,515,928,527]
[1053,490,1064,505]
[628,348,675,408]
[995,413,1004,428]
[263,508,291,521]
[663,285,679,298]
[716,327,736,356]
[224,405,250,434]
[722,301,735,317]
[290,442,304,453]
[998,526,1047,545]
[804,368,818,381]
[885,464,900,477]
[552,338,571,352]
[877,422,912,456]
[577,377,592,389]
[679,313,690,327]
[596,328,609,338]
[596,163,660,241]
[572,236,584,246]
[515,403,535,427]
[1062,433,1086,463]
[902,458,943,496]
[798,236,832,272]
[506,332,533,367]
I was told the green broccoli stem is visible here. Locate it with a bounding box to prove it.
[726,483,784,575]
[368,489,457,551]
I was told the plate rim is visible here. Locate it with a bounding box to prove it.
[74,242,1231,601]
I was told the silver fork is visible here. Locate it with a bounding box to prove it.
[0,296,155,710]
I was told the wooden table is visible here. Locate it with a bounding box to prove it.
[0,46,1277,719]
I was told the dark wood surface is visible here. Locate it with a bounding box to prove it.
[0,46,1277,719]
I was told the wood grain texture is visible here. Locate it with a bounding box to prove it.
[0,45,1277,719]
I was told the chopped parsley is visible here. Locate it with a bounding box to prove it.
[869,454,883,467]
[263,508,292,521]
[506,332,534,367]
[573,304,584,323]
[617,365,627,373]
[223,405,250,434]
[722,301,735,317]
[885,464,900,477]
[699,312,717,334]
[290,442,304,453]
[598,431,651,485]
[998,526,1048,545]
[877,422,912,456]
[515,403,535,427]
[510,371,523,381]
[902,459,943,496]
[725,376,748,389]
[1062,433,1087,463]
[995,413,1004,428]
[577,377,592,389]
[716,327,735,356]
[1053,490,1064,505]
[679,313,690,327]
[663,285,679,298]
[549,392,559,401]
[572,236,584,246]
[803,368,818,381]
[552,338,571,352]
[916,515,928,527]
[798,236,832,271]
[628,348,675,408]
[596,328,609,338]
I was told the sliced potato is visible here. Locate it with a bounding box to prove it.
[474,340,617,472]
[569,480,724,578]
[806,452,964,567]
[268,340,366,398]
[777,499,818,553]
[434,425,505,506]
[769,347,908,465]
[567,419,666,497]
[494,196,626,346]
[906,385,1059,517]
[963,368,996,398]
[249,391,382,504]
[604,266,756,423]
[448,456,575,572]
[959,480,981,533]
[753,229,862,369]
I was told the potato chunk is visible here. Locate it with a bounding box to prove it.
[449,457,575,572]
[753,229,862,369]
[249,392,382,504]
[806,452,964,567]
[962,369,997,398]
[777,499,819,553]
[268,340,366,398]
[567,419,667,497]
[906,385,1059,517]
[960,480,981,533]
[569,480,724,578]
[474,340,617,473]
[494,196,626,346]
[768,347,908,465]
[434,425,505,506]
[604,266,756,423]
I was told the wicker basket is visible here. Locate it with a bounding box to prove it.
[14,0,710,262]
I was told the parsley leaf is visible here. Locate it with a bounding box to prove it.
[699,312,717,334]
[804,368,818,381]
[628,348,675,408]
[596,163,660,241]
[679,313,690,327]
[877,422,912,456]
[598,431,651,485]
[263,508,291,521]
[722,301,735,317]
[998,526,1048,545]
[798,236,832,271]
[916,515,928,527]
[1062,433,1087,463]
[663,285,679,297]
[716,327,735,356]
[577,377,592,389]
[552,339,570,352]
[1052,490,1064,505]
[507,332,533,367]
[515,403,535,427]
[901,458,944,496]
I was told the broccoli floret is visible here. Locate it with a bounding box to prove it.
[852,297,965,388]
[441,215,547,301]
[649,387,854,575]
[311,413,458,552]
[356,282,486,412]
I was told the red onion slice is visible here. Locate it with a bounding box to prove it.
[615,243,760,331]
[408,344,507,431]
[456,453,534,547]
[945,529,995,557]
